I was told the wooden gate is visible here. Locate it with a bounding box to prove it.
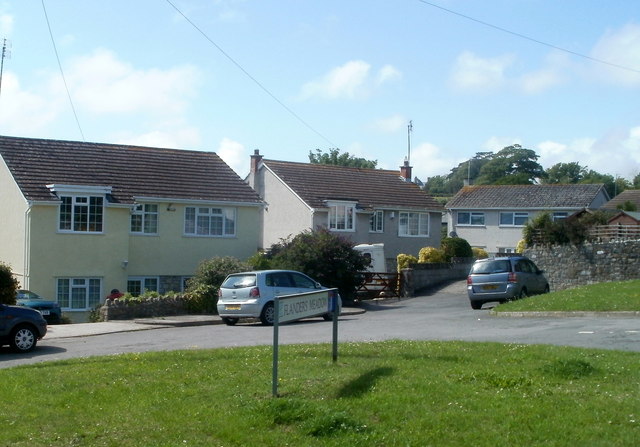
[354,272,402,301]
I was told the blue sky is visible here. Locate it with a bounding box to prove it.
[0,1,639,181]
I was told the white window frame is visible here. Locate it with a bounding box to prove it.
[131,203,159,234]
[457,211,485,226]
[399,212,430,237]
[184,206,236,237]
[369,210,384,233]
[328,202,356,232]
[57,195,105,233]
[127,276,159,296]
[56,277,102,310]
[500,212,529,227]
[552,212,569,222]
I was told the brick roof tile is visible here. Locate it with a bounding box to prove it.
[263,159,443,211]
[0,135,262,204]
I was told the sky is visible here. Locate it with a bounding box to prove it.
[0,0,639,182]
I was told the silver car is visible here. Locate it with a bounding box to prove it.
[467,256,550,309]
[217,270,341,325]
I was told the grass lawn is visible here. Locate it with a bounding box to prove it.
[495,279,640,312]
[1,340,639,446]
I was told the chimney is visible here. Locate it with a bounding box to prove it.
[400,159,412,182]
[250,149,262,174]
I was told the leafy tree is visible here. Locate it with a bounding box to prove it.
[476,145,546,185]
[544,162,586,184]
[580,170,630,198]
[634,173,640,189]
[309,148,377,169]
[0,262,18,305]
[424,152,492,194]
[617,201,637,212]
[266,228,369,300]
[186,256,249,313]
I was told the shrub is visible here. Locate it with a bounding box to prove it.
[397,254,418,271]
[418,247,447,263]
[440,237,473,261]
[524,211,611,246]
[0,262,18,305]
[186,256,249,313]
[472,247,488,259]
[247,251,272,270]
[267,228,369,300]
[515,239,527,253]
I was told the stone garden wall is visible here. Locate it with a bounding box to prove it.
[524,240,640,291]
[100,295,189,321]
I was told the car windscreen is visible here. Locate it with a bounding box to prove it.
[221,274,256,289]
[470,260,511,274]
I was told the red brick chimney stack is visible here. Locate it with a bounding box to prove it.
[400,159,412,182]
[250,149,262,174]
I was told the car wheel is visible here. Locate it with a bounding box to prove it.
[519,288,529,299]
[322,313,334,321]
[221,317,238,326]
[470,301,483,310]
[10,325,38,353]
[260,302,275,326]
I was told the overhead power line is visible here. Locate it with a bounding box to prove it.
[41,0,85,141]
[418,0,640,75]
[164,0,338,148]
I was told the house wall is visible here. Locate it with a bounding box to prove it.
[20,201,260,321]
[25,204,131,303]
[449,210,526,253]
[127,204,260,275]
[260,168,313,248]
[450,209,580,254]
[312,209,442,265]
[0,159,28,281]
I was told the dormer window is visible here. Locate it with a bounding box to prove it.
[328,201,356,232]
[48,184,110,234]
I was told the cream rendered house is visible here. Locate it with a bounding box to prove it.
[247,150,444,268]
[446,184,610,254]
[0,136,262,321]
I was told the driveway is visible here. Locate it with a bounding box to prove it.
[1,280,639,369]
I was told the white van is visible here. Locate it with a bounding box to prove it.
[354,243,387,272]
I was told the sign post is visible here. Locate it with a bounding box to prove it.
[272,289,339,397]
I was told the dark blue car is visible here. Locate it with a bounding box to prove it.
[0,303,48,352]
[17,290,62,324]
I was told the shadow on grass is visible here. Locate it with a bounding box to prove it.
[336,366,394,398]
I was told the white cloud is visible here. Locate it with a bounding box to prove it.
[370,114,407,133]
[450,51,515,92]
[376,64,402,85]
[409,142,465,180]
[537,127,640,180]
[63,48,202,116]
[0,9,13,35]
[482,136,522,152]
[299,60,401,100]
[519,67,563,94]
[115,125,201,151]
[590,23,640,87]
[0,73,63,134]
[216,137,247,177]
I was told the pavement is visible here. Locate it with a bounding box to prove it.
[45,307,368,339]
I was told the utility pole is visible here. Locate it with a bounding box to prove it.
[407,120,413,163]
[0,38,10,99]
